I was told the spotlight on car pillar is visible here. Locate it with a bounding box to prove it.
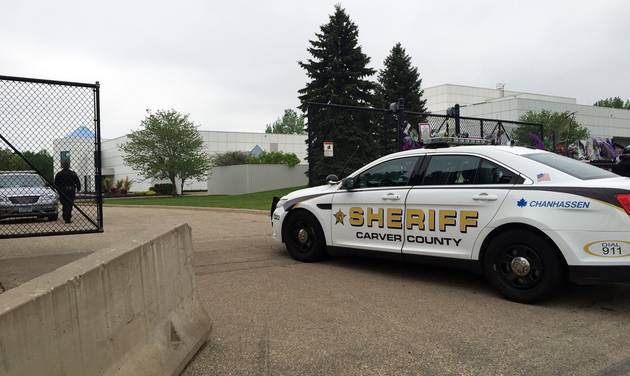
[325,174,339,184]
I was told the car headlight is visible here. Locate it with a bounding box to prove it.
[44,192,58,200]
[276,198,287,209]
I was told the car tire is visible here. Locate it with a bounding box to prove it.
[47,214,59,221]
[283,210,327,262]
[483,230,565,303]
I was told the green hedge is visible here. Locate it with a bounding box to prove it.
[211,151,300,167]
[151,183,174,195]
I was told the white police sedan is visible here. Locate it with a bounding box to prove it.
[271,144,630,303]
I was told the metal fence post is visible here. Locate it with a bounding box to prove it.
[94,81,103,230]
[454,104,461,136]
[307,104,313,187]
[397,98,405,151]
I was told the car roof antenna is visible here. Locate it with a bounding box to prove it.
[339,144,361,177]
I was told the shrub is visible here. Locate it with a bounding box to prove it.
[152,183,174,195]
[121,176,133,192]
[102,177,113,192]
[247,151,300,167]
[210,151,249,167]
[115,179,124,190]
[144,190,157,196]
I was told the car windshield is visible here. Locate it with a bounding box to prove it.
[0,174,46,188]
[524,153,618,180]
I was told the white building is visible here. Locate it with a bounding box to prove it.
[101,131,307,192]
[53,126,97,192]
[424,84,630,143]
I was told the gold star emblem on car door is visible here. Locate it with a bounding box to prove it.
[334,209,346,225]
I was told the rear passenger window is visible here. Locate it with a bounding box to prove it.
[422,155,480,185]
[476,159,517,184]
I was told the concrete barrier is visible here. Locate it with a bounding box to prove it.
[0,224,211,376]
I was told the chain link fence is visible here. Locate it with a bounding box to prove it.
[0,75,103,238]
[306,102,543,185]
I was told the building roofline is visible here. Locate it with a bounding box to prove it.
[425,83,576,102]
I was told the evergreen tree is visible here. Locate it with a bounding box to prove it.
[376,43,427,113]
[298,5,377,184]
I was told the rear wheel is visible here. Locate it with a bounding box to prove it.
[483,230,565,303]
[283,210,327,262]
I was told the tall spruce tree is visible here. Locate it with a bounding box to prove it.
[299,5,376,184]
[376,43,426,112]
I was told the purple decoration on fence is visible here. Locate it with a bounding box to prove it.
[528,132,545,149]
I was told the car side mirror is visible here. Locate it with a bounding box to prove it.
[325,174,339,185]
[341,177,355,190]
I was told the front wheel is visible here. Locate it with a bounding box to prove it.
[283,210,327,262]
[483,230,565,303]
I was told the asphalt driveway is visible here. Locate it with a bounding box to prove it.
[2,206,630,375]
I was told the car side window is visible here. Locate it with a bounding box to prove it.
[476,159,516,184]
[355,157,419,188]
[422,155,480,185]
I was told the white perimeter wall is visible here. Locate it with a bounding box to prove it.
[102,131,307,192]
[207,164,308,195]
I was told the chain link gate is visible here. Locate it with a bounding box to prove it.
[306,102,543,186]
[0,75,103,238]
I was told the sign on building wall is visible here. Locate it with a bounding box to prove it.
[323,141,333,157]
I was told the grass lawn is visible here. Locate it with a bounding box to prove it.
[105,186,305,211]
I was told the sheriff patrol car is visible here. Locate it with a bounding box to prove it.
[271,141,630,303]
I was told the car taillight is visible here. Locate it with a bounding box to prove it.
[616,194,630,215]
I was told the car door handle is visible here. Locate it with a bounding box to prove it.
[381,193,401,201]
[472,193,498,201]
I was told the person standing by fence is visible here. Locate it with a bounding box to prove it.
[54,160,81,223]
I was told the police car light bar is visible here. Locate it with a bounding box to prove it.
[422,137,491,146]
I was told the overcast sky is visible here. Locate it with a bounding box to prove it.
[2,0,629,139]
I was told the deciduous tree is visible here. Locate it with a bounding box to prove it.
[120,110,209,195]
[265,109,305,134]
[594,97,630,110]
[516,110,590,150]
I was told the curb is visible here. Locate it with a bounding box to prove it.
[104,204,269,216]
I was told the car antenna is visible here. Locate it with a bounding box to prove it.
[339,144,361,176]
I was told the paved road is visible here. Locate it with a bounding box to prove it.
[2,207,630,375]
